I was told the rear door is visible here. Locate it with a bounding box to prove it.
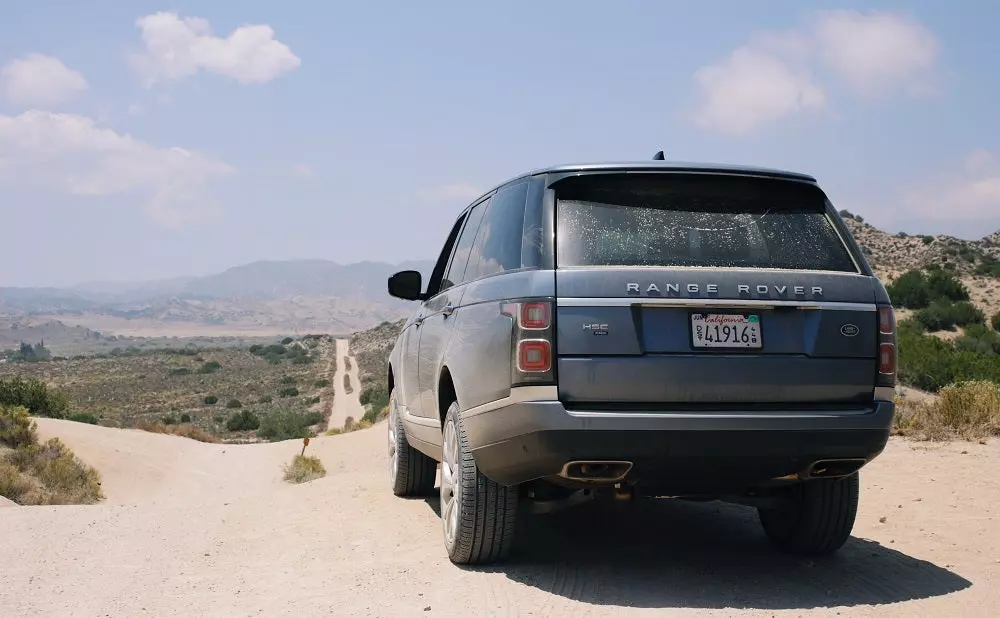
[552,172,879,407]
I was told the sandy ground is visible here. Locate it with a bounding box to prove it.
[327,339,362,431]
[1,419,997,617]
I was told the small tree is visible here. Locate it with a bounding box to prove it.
[226,410,260,432]
[992,311,1000,332]
[204,395,218,405]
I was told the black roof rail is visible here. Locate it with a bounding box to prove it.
[652,150,665,160]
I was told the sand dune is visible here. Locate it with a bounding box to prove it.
[1,417,997,617]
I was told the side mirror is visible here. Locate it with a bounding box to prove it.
[388,270,423,301]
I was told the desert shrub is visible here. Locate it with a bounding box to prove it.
[920,235,934,245]
[974,255,1000,278]
[887,268,969,309]
[955,324,1000,355]
[283,454,326,484]
[359,385,389,411]
[258,395,273,404]
[915,300,984,332]
[280,376,297,385]
[291,355,312,365]
[0,376,69,418]
[226,399,243,409]
[279,387,299,398]
[161,415,177,425]
[263,344,288,356]
[361,405,389,425]
[179,413,192,423]
[898,320,1000,391]
[838,209,854,219]
[169,367,191,376]
[249,344,264,354]
[203,395,218,405]
[198,361,222,374]
[0,406,37,448]
[226,410,260,431]
[306,396,320,405]
[313,379,331,388]
[894,381,1000,440]
[1,436,103,505]
[133,420,220,443]
[69,413,98,425]
[281,337,294,345]
[992,312,1000,332]
[256,409,318,441]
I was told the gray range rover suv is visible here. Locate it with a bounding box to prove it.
[385,160,896,565]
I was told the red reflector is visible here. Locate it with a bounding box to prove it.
[518,339,551,372]
[879,343,895,375]
[878,306,895,335]
[520,302,549,329]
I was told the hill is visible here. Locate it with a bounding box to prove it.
[0,259,434,339]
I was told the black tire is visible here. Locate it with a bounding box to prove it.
[388,388,437,497]
[440,401,518,565]
[758,473,860,556]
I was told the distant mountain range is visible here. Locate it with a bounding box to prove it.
[0,259,435,337]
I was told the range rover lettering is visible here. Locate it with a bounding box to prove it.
[384,159,897,565]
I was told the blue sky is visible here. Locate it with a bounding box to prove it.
[1,1,998,287]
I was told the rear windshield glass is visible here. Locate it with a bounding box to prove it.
[555,173,857,272]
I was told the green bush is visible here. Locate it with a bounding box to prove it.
[180,413,192,423]
[68,413,98,425]
[281,337,294,345]
[915,300,984,332]
[161,415,177,425]
[169,368,191,376]
[898,319,1000,391]
[256,409,318,441]
[203,395,218,405]
[249,344,263,354]
[359,385,389,410]
[313,379,331,388]
[280,376,297,385]
[975,255,1000,278]
[279,387,299,398]
[291,355,313,365]
[198,361,222,374]
[226,399,242,409]
[226,410,260,432]
[258,395,273,404]
[0,406,37,448]
[887,268,970,309]
[992,312,1000,332]
[0,376,69,418]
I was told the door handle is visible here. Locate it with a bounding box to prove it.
[442,305,456,317]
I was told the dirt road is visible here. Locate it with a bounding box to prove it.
[327,338,363,431]
[1,419,997,617]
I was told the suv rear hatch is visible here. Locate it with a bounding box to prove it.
[552,172,879,408]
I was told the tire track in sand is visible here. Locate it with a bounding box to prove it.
[326,338,364,431]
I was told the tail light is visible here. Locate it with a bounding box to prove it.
[876,304,896,387]
[502,300,555,385]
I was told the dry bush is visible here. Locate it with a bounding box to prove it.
[133,420,221,443]
[283,454,326,484]
[0,406,104,505]
[343,373,353,394]
[893,381,1000,440]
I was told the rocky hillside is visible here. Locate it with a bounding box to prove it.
[843,215,1000,318]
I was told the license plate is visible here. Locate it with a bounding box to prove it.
[691,313,762,349]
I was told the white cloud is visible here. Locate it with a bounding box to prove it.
[126,103,145,117]
[692,11,939,134]
[416,182,483,203]
[0,110,235,227]
[815,10,938,97]
[291,163,314,179]
[904,149,1000,220]
[1,54,88,105]
[692,36,826,135]
[129,11,301,86]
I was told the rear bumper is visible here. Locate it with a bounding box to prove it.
[463,396,894,491]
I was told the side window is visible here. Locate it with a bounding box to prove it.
[424,214,467,299]
[465,181,529,281]
[441,197,490,290]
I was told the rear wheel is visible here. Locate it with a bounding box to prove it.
[388,388,436,497]
[440,401,518,565]
[758,473,860,556]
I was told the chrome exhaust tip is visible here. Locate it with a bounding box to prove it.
[804,458,866,479]
[558,460,633,484]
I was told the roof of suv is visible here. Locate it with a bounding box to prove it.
[533,161,817,183]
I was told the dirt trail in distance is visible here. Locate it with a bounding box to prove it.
[0,417,997,617]
[326,338,364,431]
